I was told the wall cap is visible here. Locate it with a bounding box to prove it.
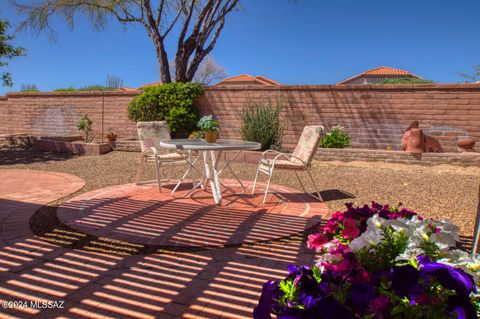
[208,83,480,91]
[2,91,141,99]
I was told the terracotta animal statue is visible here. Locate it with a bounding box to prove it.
[401,121,443,153]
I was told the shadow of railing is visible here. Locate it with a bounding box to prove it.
[0,190,322,318]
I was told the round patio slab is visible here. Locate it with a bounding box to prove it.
[57,179,328,248]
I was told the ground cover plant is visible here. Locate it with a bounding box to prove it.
[254,202,480,319]
[320,125,350,148]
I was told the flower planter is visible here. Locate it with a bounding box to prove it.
[35,138,112,155]
[204,131,218,143]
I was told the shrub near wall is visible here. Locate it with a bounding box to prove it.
[127,82,203,136]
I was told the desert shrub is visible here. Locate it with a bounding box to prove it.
[320,125,350,148]
[20,83,39,92]
[105,74,123,89]
[377,77,434,84]
[127,82,204,136]
[241,97,284,151]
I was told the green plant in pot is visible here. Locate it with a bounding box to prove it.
[197,115,220,143]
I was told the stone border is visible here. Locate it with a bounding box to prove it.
[315,148,480,166]
[35,139,112,155]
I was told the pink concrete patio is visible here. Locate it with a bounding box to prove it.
[57,180,326,247]
[0,169,327,318]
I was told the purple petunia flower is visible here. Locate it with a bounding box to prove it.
[419,262,475,297]
[346,283,376,314]
[446,295,478,319]
[391,265,421,298]
[253,280,280,319]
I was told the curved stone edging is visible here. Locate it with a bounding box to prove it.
[0,169,85,245]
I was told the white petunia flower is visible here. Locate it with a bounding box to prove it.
[395,248,425,262]
[349,228,384,252]
[367,214,385,230]
[316,253,343,265]
[430,232,456,251]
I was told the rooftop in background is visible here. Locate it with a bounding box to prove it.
[139,81,163,89]
[216,74,281,86]
[337,66,422,85]
[119,87,139,92]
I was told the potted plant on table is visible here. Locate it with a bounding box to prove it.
[197,115,220,143]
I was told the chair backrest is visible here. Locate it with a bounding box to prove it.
[137,121,171,153]
[291,125,324,165]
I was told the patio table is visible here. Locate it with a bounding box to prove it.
[159,139,261,205]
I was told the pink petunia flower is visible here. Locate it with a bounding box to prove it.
[307,233,328,251]
[341,218,360,239]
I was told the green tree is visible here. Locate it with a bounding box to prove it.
[127,82,203,136]
[14,0,239,83]
[377,77,434,85]
[458,65,480,83]
[0,18,25,86]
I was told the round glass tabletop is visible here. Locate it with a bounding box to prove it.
[159,139,261,151]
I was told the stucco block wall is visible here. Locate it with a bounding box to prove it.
[0,84,479,152]
[0,92,139,140]
[196,84,480,151]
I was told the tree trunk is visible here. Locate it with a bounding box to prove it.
[174,48,190,83]
[153,38,171,83]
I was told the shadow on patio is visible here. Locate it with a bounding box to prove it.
[0,194,320,319]
[0,146,74,165]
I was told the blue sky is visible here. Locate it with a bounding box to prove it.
[1,0,479,94]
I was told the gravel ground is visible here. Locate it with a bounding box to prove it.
[1,146,479,237]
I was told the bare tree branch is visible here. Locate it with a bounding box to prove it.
[14,0,240,83]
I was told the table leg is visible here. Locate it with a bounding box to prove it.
[203,150,222,205]
[171,151,205,198]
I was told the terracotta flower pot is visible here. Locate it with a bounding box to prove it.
[458,138,476,152]
[204,131,218,143]
[106,133,117,142]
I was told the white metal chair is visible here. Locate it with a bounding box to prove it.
[252,125,324,203]
[135,121,192,191]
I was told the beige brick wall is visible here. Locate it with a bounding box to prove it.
[1,84,479,152]
[0,91,139,141]
[196,84,480,151]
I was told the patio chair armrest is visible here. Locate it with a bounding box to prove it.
[271,153,308,167]
[149,147,158,156]
[140,148,153,157]
[258,149,283,164]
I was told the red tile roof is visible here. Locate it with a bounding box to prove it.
[217,74,281,86]
[119,87,139,92]
[337,66,421,85]
[139,81,163,89]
